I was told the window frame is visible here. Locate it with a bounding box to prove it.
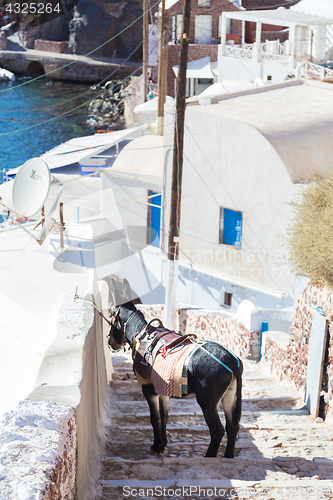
[147,189,161,248]
[224,292,232,307]
[194,14,213,44]
[219,206,242,248]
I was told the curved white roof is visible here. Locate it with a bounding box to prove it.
[107,135,164,179]
[189,79,333,183]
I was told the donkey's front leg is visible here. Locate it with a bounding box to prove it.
[142,384,167,454]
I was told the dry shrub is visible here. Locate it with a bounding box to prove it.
[287,171,333,289]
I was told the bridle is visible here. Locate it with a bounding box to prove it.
[108,306,124,352]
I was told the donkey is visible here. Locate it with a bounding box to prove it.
[108,301,243,458]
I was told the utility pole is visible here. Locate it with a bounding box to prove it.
[164,0,191,329]
[157,0,168,135]
[143,0,149,102]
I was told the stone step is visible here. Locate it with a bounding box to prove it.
[99,478,333,500]
[99,454,333,485]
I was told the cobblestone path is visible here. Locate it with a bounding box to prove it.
[97,352,333,500]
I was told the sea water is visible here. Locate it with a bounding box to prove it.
[0,77,96,183]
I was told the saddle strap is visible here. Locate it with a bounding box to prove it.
[164,333,197,352]
[146,329,181,353]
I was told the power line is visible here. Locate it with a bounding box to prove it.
[0,25,163,136]
[0,0,160,95]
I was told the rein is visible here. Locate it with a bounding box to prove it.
[73,289,239,373]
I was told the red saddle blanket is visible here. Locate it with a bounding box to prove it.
[135,341,196,398]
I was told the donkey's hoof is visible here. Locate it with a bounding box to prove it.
[151,444,164,455]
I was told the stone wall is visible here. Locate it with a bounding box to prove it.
[138,305,261,359]
[0,281,111,500]
[262,286,333,421]
[35,39,68,53]
[0,401,76,500]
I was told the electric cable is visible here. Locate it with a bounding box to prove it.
[0,0,160,95]
[0,23,161,134]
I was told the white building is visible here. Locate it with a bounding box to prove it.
[218,3,333,84]
[161,79,333,311]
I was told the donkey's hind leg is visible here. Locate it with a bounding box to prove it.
[159,395,169,448]
[196,396,225,457]
[142,384,168,454]
[222,376,239,458]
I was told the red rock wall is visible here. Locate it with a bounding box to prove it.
[263,286,333,421]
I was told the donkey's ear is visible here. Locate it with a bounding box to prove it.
[122,278,132,301]
[109,278,117,306]
[105,276,119,308]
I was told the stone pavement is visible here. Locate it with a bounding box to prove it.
[96,351,333,500]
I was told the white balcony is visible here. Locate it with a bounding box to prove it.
[223,41,291,67]
[219,9,333,83]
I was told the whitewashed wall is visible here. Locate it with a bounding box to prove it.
[163,101,296,302]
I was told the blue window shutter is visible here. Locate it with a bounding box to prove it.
[223,208,242,247]
[150,191,161,247]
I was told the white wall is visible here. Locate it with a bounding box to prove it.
[98,172,164,302]
[218,50,294,83]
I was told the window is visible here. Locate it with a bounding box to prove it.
[172,14,183,42]
[219,15,231,38]
[147,190,161,248]
[176,14,183,40]
[198,0,210,6]
[196,77,213,95]
[219,207,242,247]
[195,15,212,44]
[224,292,232,307]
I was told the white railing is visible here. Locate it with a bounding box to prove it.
[261,41,286,56]
[224,43,254,60]
[305,61,333,81]
[224,41,290,66]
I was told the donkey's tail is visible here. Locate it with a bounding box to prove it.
[233,362,243,427]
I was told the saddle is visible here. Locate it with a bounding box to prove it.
[133,321,196,380]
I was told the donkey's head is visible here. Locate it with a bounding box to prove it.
[108,307,127,352]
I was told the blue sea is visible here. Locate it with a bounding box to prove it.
[0,77,96,184]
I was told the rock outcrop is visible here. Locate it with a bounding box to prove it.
[24,0,143,60]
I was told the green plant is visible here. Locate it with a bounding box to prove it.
[286,170,333,289]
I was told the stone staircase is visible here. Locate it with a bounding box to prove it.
[96,352,333,500]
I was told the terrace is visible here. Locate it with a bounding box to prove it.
[219,9,333,82]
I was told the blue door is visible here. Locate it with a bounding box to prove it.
[223,208,242,247]
[150,191,161,247]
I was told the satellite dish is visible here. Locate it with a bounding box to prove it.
[12,158,51,217]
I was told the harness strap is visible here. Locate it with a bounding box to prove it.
[197,339,240,368]
[191,341,234,374]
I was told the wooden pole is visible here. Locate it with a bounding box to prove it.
[168,0,190,261]
[143,0,149,102]
[164,0,191,328]
[60,202,64,249]
[157,0,167,135]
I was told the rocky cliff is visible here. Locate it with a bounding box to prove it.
[25,0,143,60]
